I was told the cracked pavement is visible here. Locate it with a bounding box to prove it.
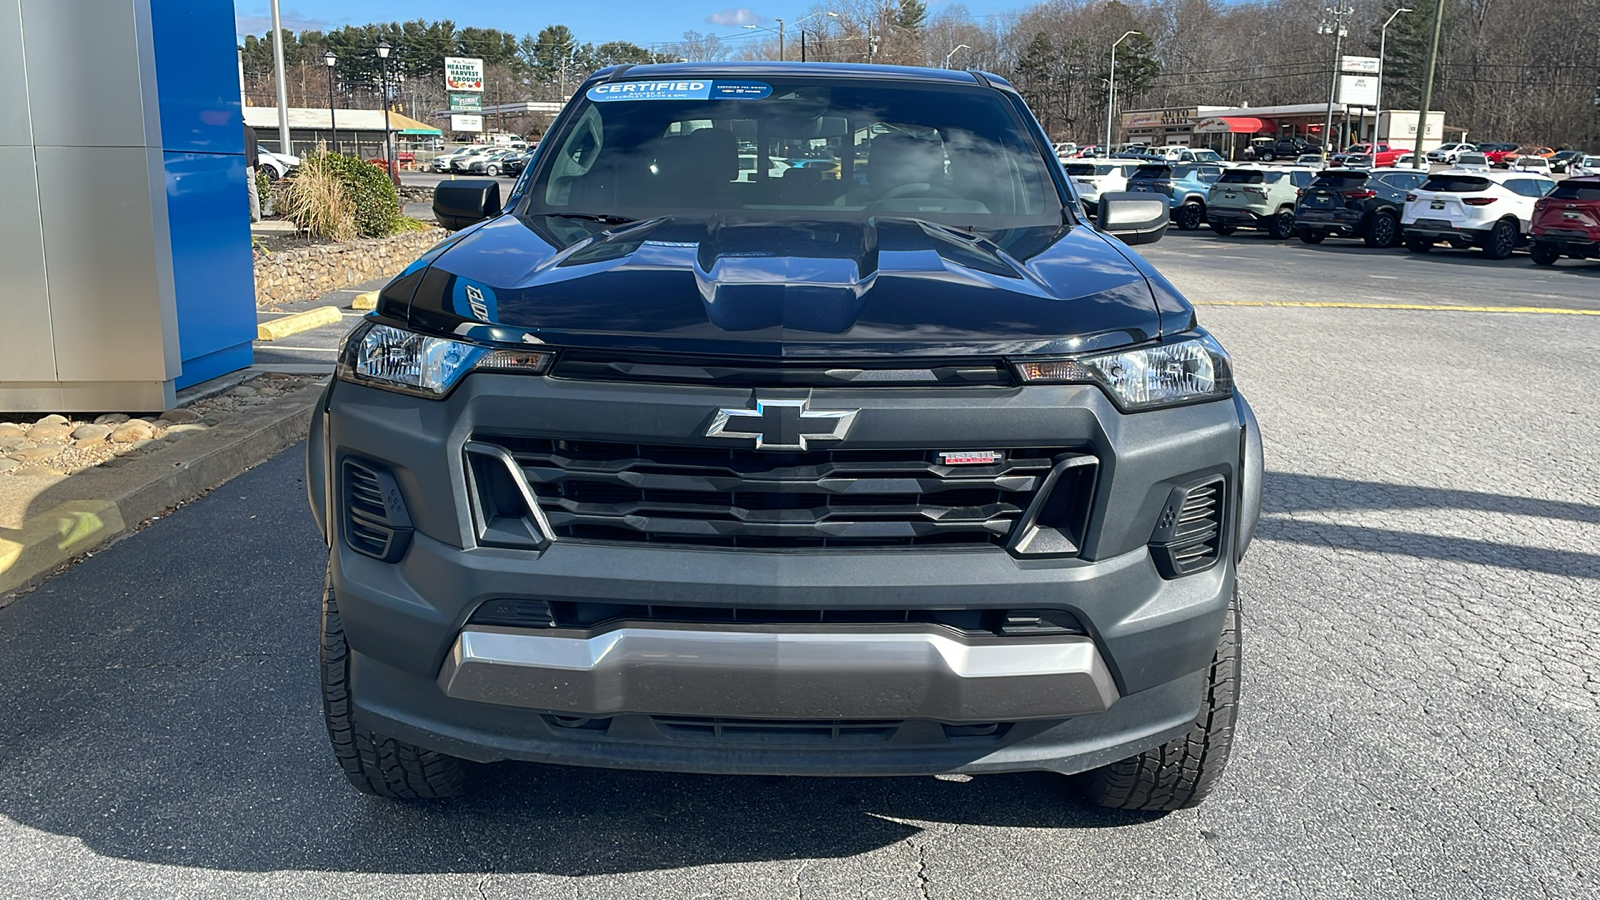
[0,232,1596,898]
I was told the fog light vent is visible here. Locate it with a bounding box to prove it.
[342,459,413,562]
[1149,476,1225,578]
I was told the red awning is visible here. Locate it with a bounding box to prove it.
[1194,116,1266,135]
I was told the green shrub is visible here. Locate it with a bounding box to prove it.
[275,152,400,241]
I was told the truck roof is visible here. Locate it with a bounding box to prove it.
[594,60,1000,87]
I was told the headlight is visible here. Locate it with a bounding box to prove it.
[1015,333,1233,411]
[336,322,552,397]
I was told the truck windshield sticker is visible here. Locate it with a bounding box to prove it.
[587,81,772,102]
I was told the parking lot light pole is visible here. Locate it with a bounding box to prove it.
[944,44,971,68]
[1104,31,1141,155]
[269,0,291,155]
[1376,7,1412,151]
[795,11,839,62]
[1317,4,1352,161]
[376,41,395,177]
[324,50,339,155]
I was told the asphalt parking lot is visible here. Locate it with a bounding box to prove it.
[2,229,1597,898]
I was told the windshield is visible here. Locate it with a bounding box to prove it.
[524,76,1062,226]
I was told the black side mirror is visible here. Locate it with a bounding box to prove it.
[1096,192,1169,245]
[433,179,503,231]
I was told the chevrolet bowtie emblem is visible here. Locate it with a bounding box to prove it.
[705,398,858,451]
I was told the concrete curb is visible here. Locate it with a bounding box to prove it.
[0,382,324,601]
[258,306,342,340]
[351,290,379,310]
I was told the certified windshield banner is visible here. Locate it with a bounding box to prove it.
[587,81,772,102]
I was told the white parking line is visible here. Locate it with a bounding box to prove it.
[259,346,340,352]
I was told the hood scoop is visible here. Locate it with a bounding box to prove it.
[692,220,880,334]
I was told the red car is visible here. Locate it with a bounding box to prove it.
[1335,142,1406,167]
[1529,175,1600,265]
[1476,143,1520,167]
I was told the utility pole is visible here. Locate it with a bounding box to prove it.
[269,0,290,154]
[776,18,785,62]
[1318,3,1353,160]
[1413,0,1446,168]
[1104,31,1140,154]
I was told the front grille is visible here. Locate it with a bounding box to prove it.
[653,717,900,744]
[467,600,1086,635]
[469,436,1094,549]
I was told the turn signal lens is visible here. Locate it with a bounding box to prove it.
[1463,197,1498,206]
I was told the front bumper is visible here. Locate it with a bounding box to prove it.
[310,371,1261,775]
[440,625,1119,721]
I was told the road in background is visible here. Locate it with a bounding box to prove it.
[5,230,1595,899]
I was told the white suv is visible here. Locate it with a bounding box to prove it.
[1062,161,1138,216]
[1401,170,1556,259]
[1426,142,1476,164]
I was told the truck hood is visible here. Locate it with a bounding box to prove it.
[400,214,1167,358]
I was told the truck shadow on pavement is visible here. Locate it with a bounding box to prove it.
[0,452,1160,877]
[1256,472,1600,579]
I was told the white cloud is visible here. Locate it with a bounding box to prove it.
[706,8,761,26]
[235,6,340,39]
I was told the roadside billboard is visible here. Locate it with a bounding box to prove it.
[450,113,483,133]
[1340,56,1381,74]
[444,57,484,92]
[1338,75,1378,107]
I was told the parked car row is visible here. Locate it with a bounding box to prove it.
[430,144,537,177]
[1075,159,1596,266]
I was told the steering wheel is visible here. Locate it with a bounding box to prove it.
[877,182,963,201]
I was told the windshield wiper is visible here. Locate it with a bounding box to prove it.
[544,212,638,225]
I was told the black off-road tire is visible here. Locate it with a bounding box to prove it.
[1363,212,1400,248]
[1529,241,1561,266]
[322,567,467,799]
[1078,589,1241,812]
[1174,202,1205,231]
[1266,210,1295,240]
[1209,221,1237,236]
[1297,228,1326,244]
[1481,219,1518,260]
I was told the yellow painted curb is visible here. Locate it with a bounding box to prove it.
[0,500,126,596]
[257,306,344,340]
[1196,300,1600,316]
[351,290,379,310]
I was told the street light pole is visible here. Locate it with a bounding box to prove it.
[376,41,394,178]
[944,44,971,69]
[268,0,290,155]
[1412,0,1446,170]
[324,50,339,154]
[1104,31,1140,155]
[1376,7,1412,152]
[1318,3,1352,161]
[776,18,785,61]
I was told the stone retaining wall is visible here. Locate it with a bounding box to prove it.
[253,229,445,307]
[397,185,433,203]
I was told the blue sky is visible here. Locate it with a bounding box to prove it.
[234,1,1020,50]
